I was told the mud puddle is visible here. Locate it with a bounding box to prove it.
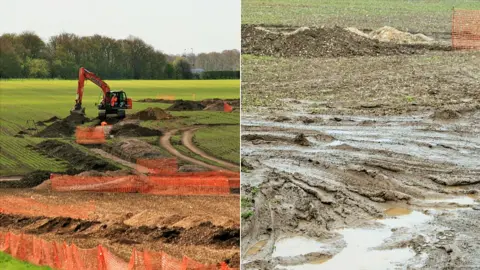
[276,211,432,270]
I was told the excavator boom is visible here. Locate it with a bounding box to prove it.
[73,67,111,111]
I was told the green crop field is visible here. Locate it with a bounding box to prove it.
[0,252,51,270]
[0,79,240,176]
[0,79,240,136]
[242,0,480,33]
[194,126,240,164]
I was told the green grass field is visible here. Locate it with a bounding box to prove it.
[0,79,240,176]
[0,79,240,136]
[242,0,480,33]
[194,126,240,164]
[0,252,51,270]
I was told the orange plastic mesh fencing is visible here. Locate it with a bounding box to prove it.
[452,9,480,50]
[223,102,233,113]
[147,175,231,195]
[51,173,235,195]
[136,158,179,175]
[0,232,233,270]
[76,126,106,144]
[0,196,95,219]
[51,175,150,193]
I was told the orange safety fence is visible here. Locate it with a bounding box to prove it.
[50,174,235,195]
[156,95,176,100]
[75,126,106,144]
[0,232,237,270]
[0,196,95,220]
[452,9,480,50]
[136,158,179,175]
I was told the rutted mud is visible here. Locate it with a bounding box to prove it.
[241,111,480,269]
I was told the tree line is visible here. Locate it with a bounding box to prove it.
[0,32,240,80]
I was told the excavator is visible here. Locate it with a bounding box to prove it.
[70,67,132,119]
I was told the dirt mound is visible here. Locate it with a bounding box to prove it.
[203,100,225,111]
[35,114,89,138]
[241,25,448,58]
[136,98,176,104]
[431,109,461,120]
[128,107,173,120]
[368,26,435,44]
[167,100,205,111]
[0,171,50,188]
[35,140,119,172]
[43,116,60,123]
[346,26,436,45]
[104,138,167,163]
[110,123,163,137]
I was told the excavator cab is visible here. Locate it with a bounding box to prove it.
[98,90,132,120]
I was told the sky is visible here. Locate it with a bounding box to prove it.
[0,0,240,54]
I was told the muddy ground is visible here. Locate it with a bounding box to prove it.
[0,189,240,267]
[241,25,480,269]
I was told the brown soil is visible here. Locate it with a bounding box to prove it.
[293,133,310,146]
[104,138,168,163]
[167,100,205,111]
[0,171,50,188]
[128,107,174,120]
[0,189,240,266]
[35,140,120,173]
[35,114,90,138]
[136,99,176,104]
[203,101,225,111]
[241,25,449,58]
[109,123,163,137]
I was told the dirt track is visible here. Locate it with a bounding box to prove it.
[183,128,240,171]
[160,128,236,172]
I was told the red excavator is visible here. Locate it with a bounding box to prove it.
[71,67,132,119]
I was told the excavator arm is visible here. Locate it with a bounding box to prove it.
[73,67,111,111]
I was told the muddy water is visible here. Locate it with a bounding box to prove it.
[276,211,432,270]
[245,239,268,256]
[273,236,328,257]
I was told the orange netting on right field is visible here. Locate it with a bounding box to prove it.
[452,9,480,50]
[0,232,237,270]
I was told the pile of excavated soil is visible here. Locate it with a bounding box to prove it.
[128,107,173,120]
[35,140,119,172]
[110,123,163,137]
[136,98,176,104]
[0,171,50,188]
[346,26,436,45]
[203,100,226,111]
[35,114,90,138]
[167,100,205,111]
[241,25,449,58]
[104,138,167,163]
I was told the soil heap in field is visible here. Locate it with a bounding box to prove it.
[167,100,205,111]
[0,171,50,188]
[35,140,119,172]
[105,138,168,163]
[110,123,163,137]
[128,107,174,120]
[136,98,176,104]
[241,25,448,58]
[35,114,89,138]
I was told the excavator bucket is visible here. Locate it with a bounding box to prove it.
[70,106,86,116]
